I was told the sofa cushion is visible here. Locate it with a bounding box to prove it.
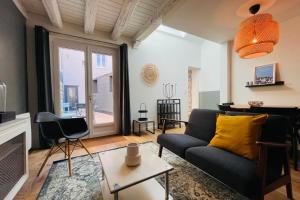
[209,114,268,160]
[157,134,208,158]
[185,146,258,198]
[185,109,224,142]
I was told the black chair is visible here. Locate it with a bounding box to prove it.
[34,112,93,177]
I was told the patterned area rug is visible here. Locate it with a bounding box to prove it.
[38,142,248,200]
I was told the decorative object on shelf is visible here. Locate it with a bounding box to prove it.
[157,99,181,129]
[162,83,176,99]
[234,3,279,59]
[0,82,7,112]
[254,63,276,85]
[138,103,148,121]
[245,63,283,88]
[141,64,159,86]
[0,82,15,124]
[125,143,141,167]
[248,101,264,107]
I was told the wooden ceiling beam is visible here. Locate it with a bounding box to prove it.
[133,17,162,48]
[111,0,140,40]
[42,0,63,28]
[84,0,98,34]
[133,0,180,48]
[12,0,28,18]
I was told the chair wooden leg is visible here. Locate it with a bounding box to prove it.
[67,140,72,176]
[286,183,293,199]
[78,139,93,158]
[37,144,55,177]
[290,136,294,158]
[159,145,163,157]
[293,135,298,171]
[284,150,293,199]
[253,194,264,200]
[65,140,68,159]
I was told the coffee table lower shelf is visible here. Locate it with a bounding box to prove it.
[101,178,173,200]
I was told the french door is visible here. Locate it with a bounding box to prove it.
[51,36,118,137]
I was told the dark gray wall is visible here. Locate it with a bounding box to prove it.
[199,91,220,110]
[0,0,27,114]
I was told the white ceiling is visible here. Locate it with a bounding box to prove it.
[163,0,300,43]
[22,0,178,41]
[20,0,300,44]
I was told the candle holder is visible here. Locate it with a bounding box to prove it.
[138,103,148,121]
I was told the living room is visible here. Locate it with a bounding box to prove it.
[0,0,299,200]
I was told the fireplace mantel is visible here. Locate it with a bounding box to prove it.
[0,113,31,200]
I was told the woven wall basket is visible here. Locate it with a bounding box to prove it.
[141,64,159,86]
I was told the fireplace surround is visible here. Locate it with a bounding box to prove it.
[0,113,31,200]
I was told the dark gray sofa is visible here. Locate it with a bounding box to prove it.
[157,109,292,200]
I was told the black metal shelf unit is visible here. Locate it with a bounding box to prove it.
[157,99,181,129]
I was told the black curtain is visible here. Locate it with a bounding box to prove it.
[35,26,54,147]
[120,44,131,135]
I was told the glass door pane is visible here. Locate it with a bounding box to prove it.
[58,47,87,118]
[91,52,114,125]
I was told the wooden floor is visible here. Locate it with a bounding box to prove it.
[15,129,300,200]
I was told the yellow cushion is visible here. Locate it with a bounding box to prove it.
[209,114,268,160]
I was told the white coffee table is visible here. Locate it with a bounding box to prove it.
[99,145,173,200]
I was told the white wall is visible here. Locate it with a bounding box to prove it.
[189,67,200,109]
[220,42,231,103]
[128,31,202,121]
[231,15,300,106]
[199,40,222,92]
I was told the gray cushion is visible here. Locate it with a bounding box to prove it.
[185,109,223,142]
[185,146,257,198]
[157,134,208,158]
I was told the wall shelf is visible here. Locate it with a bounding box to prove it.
[245,81,284,88]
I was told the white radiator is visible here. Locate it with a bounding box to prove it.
[0,113,31,200]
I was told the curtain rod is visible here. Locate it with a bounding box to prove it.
[49,30,122,47]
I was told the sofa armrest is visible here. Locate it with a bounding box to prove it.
[256,141,290,177]
[256,141,290,148]
[256,140,291,197]
[161,118,188,125]
[161,118,188,134]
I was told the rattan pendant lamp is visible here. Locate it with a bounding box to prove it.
[234,4,279,59]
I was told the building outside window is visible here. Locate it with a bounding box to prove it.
[96,54,106,67]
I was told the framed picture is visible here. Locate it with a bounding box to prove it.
[254,63,276,85]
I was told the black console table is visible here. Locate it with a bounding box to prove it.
[157,99,181,129]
